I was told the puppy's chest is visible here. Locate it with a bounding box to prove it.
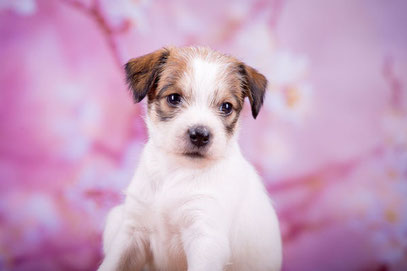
[135,181,221,232]
[130,167,240,232]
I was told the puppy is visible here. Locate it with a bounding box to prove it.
[99,47,282,271]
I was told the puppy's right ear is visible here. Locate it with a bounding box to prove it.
[125,48,170,103]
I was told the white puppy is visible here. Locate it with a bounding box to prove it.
[99,47,282,271]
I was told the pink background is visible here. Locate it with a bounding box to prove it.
[1,0,407,270]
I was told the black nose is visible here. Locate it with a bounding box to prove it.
[188,126,211,147]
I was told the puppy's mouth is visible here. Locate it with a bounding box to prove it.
[183,151,206,159]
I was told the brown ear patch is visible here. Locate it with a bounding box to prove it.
[238,63,268,119]
[125,48,170,103]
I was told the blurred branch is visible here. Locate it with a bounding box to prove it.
[216,0,284,45]
[268,146,383,193]
[265,0,283,28]
[270,146,384,243]
[250,0,283,28]
[60,0,130,68]
[383,56,404,110]
[282,217,335,243]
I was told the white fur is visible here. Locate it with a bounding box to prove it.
[99,51,282,271]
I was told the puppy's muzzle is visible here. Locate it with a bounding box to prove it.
[188,125,211,148]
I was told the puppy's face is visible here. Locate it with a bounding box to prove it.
[125,47,267,163]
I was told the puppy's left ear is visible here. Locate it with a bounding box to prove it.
[238,63,268,119]
[125,48,170,103]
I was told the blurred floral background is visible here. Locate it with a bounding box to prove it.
[1,0,407,270]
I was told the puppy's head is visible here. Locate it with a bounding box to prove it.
[125,47,267,163]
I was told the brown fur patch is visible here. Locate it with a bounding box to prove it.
[149,48,191,122]
[125,48,169,103]
[209,65,246,135]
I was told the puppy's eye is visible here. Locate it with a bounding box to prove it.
[167,93,182,106]
[219,102,233,115]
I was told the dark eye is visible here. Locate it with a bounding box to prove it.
[167,93,182,106]
[219,102,233,115]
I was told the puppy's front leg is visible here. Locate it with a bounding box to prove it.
[99,217,147,271]
[182,220,230,271]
